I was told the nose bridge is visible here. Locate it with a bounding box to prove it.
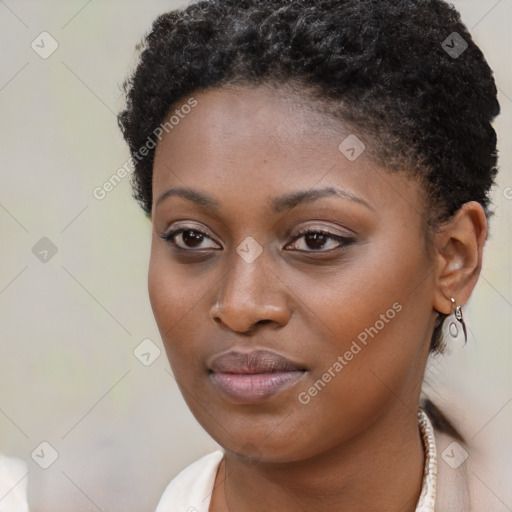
[222,242,272,309]
[211,240,289,331]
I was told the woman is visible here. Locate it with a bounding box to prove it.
[118,0,502,510]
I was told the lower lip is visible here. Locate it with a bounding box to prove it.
[210,371,306,404]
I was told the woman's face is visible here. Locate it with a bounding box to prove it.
[149,85,437,462]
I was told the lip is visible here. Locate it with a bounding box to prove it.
[208,350,307,404]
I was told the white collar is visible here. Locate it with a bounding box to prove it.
[155,409,438,512]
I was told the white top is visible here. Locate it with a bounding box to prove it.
[0,453,29,512]
[155,410,437,512]
[155,450,224,512]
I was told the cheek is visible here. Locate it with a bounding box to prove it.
[286,232,429,347]
[294,236,432,391]
[147,247,209,363]
[148,250,177,333]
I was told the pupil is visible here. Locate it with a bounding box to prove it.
[183,230,203,247]
[306,232,326,250]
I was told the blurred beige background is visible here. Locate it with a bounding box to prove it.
[0,1,510,511]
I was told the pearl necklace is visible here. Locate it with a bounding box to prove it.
[415,408,438,512]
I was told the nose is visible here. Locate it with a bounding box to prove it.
[209,250,291,333]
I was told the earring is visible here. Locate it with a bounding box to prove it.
[450,297,467,344]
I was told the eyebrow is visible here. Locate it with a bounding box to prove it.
[156,187,220,209]
[270,187,373,213]
[155,186,373,212]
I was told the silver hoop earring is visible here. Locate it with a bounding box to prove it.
[450,297,467,344]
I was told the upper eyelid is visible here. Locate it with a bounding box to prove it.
[163,225,351,250]
[284,230,352,250]
[164,224,344,239]
[164,222,217,238]
[163,226,221,246]
[288,227,348,239]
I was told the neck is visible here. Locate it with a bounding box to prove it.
[216,405,425,512]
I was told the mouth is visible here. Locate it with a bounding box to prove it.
[208,350,307,404]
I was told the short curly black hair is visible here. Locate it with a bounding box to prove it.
[118,0,501,441]
[118,0,499,356]
[118,0,499,224]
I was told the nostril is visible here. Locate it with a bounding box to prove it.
[255,319,272,326]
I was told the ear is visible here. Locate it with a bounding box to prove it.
[432,201,488,315]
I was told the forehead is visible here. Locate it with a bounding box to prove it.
[154,85,361,185]
[152,84,424,221]
[155,84,348,158]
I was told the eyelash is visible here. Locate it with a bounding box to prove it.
[160,228,221,251]
[160,226,354,253]
[288,227,354,252]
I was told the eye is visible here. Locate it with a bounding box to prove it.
[160,227,221,250]
[285,229,354,252]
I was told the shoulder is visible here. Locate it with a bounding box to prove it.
[155,450,224,512]
[0,453,29,512]
[434,429,508,512]
[434,428,471,511]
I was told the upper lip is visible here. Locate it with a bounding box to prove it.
[209,350,305,374]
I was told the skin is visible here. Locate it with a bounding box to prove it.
[148,84,487,512]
